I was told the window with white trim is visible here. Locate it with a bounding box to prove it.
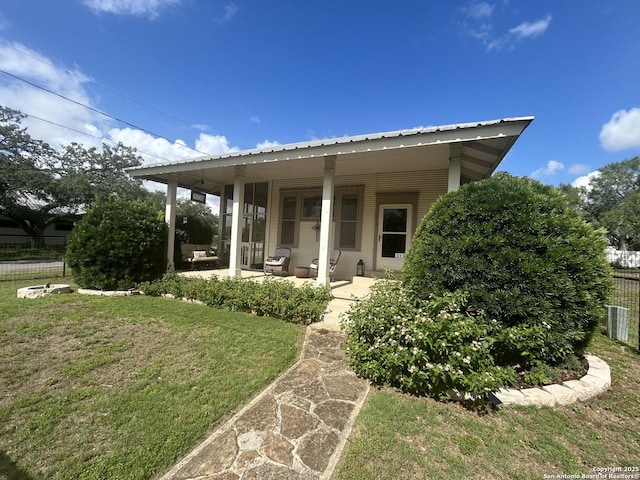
[278,187,363,250]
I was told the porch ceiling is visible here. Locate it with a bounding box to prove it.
[127,117,533,193]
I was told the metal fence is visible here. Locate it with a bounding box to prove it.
[0,235,68,281]
[607,269,640,350]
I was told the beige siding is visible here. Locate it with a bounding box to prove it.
[267,169,448,280]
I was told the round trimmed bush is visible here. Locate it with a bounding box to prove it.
[66,198,167,290]
[403,176,613,367]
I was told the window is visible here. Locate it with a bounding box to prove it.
[0,219,20,228]
[279,187,363,250]
[280,196,297,246]
[339,194,358,249]
[54,223,74,232]
[301,195,322,220]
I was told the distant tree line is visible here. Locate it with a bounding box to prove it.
[0,105,217,247]
[558,157,640,250]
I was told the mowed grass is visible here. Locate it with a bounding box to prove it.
[335,333,640,480]
[0,279,306,479]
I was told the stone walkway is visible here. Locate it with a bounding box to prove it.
[160,278,373,480]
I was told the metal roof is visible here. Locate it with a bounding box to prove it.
[128,117,533,171]
[126,116,533,191]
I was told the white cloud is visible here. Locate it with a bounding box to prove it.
[195,133,238,156]
[0,11,9,30]
[462,2,495,19]
[250,116,261,124]
[0,41,104,149]
[572,170,600,189]
[599,108,640,151]
[568,164,590,175]
[108,129,238,164]
[531,160,564,178]
[0,41,237,169]
[461,7,552,52]
[256,140,280,149]
[109,127,194,163]
[509,15,552,40]
[217,3,239,23]
[82,0,181,19]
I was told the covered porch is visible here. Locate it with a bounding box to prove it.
[127,117,533,286]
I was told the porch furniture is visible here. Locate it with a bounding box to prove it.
[189,250,219,270]
[309,250,341,281]
[294,266,310,278]
[264,247,292,276]
[181,243,213,266]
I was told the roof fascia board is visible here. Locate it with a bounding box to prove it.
[128,117,533,177]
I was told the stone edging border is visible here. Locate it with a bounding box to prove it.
[77,288,138,297]
[489,354,611,407]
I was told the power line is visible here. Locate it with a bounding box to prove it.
[24,111,177,163]
[2,42,198,131]
[0,68,213,158]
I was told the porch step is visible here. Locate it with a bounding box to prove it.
[320,298,353,331]
[365,270,402,280]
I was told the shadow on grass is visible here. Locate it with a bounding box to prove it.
[0,451,34,480]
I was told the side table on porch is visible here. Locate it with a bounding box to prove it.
[294,266,310,278]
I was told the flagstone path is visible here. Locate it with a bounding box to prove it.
[160,278,373,480]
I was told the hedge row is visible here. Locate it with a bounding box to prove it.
[139,273,332,325]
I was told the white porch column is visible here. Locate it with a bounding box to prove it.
[228,165,246,278]
[165,181,177,272]
[448,144,462,192]
[316,156,336,286]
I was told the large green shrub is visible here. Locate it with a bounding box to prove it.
[66,198,167,290]
[403,176,613,366]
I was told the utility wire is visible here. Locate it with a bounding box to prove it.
[2,42,197,130]
[0,68,212,158]
[24,112,177,163]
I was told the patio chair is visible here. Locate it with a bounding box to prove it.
[264,247,292,276]
[309,249,341,281]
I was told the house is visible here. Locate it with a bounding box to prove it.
[126,117,533,285]
[0,215,74,246]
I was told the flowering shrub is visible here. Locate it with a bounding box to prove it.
[341,279,515,400]
[139,273,332,324]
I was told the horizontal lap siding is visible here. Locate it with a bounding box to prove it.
[268,169,448,280]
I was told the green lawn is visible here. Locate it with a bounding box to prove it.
[335,333,640,480]
[0,279,305,480]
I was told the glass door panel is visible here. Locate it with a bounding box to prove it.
[376,204,412,271]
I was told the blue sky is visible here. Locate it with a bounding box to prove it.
[1,0,639,191]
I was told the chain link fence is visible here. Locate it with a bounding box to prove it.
[0,235,68,281]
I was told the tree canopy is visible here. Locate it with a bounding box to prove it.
[560,156,640,249]
[0,106,147,242]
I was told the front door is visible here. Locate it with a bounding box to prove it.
[376,204,412,271]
